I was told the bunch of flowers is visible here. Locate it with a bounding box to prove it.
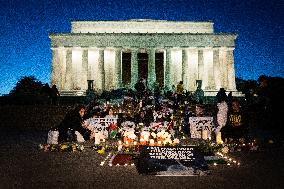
[39,143,84,152]
[123,131,137,144]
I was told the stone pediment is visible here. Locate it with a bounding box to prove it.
[71,20,214,34]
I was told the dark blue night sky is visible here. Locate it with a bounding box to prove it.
[0,0,283,95]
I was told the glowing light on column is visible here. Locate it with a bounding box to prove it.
[219,49,228,89]
[88,49,99,89]
[104,49,116,91]
[203,49,213,90]
[171,49,182,86]
[72,48,83,90]
[187,49,198,91]
[59,48,67,90]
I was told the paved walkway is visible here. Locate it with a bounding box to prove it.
[0,128,284,189]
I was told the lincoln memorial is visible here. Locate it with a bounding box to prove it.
[49,19,242,96]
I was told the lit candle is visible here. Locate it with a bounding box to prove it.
[140,138,146,145]
[94,133,100,145]
[118,145,122,151]
[202,130,208,140]
[144,135,149,141]
[158,141,162,146]
[216,131,223,144]
[149,139,154,146]
[134,141,137,146]
[125,141,129,146]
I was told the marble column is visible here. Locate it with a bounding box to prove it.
[72,48,83,90]
[204,48,215,90]
[198,49,204,89]
[130,48,138,89]
[82,48,88,90]
[60,49,67,90]
[147,48,156,90]
[213,48,221,90]
[164,48,172,91]
[182,49,189,91]
[115,48,122,89]
[65,48,73,90]
[227,48,237,90]
[187,48,198,91]
[51,48,60,88]
[219,48,228,89]
[98,48,105,91]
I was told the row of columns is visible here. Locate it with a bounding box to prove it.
[51,47,236,93]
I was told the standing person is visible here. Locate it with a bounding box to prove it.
[134,79,145,100]
[221,99,248,142]
[58,104,91,142]
[215,88,228,143]
[50,84,60,105]
[176,81,184,104]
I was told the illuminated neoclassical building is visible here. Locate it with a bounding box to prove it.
[49,19,242,96]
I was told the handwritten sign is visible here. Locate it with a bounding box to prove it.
[137,146,208,175]
[86,118,118,138]
[189,117,213,139]
[92,118,118,125]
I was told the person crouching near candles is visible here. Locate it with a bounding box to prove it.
[58,104,92,143]
[221,99,249,143]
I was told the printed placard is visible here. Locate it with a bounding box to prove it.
[189,117,213,139]
[137,146,208,175]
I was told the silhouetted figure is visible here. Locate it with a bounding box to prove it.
[227,91,233,107]
[216,88,228,103]
[176,81,184,104]
[50,84,60,105]
[135,79,145,100]
[194,80,204,104]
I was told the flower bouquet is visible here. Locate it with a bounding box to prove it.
[39,143,84,152]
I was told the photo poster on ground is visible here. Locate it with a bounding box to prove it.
[189,117,214,139]
[137,146,208,176]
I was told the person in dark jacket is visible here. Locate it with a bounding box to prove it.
[58,104,91,142]
[50,84,60,105]
[221,99,249,142]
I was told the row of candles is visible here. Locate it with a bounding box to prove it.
[199,129,223,145]
[117,138,180,151]
[94,133,223,147]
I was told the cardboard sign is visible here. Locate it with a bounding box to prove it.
[189,117,213,139]
[137,146,208,175]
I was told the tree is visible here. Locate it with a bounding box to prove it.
[9,76,43,96]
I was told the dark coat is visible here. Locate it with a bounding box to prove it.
[58,111,90,142]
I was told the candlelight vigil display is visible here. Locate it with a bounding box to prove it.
[39,83,256,176]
